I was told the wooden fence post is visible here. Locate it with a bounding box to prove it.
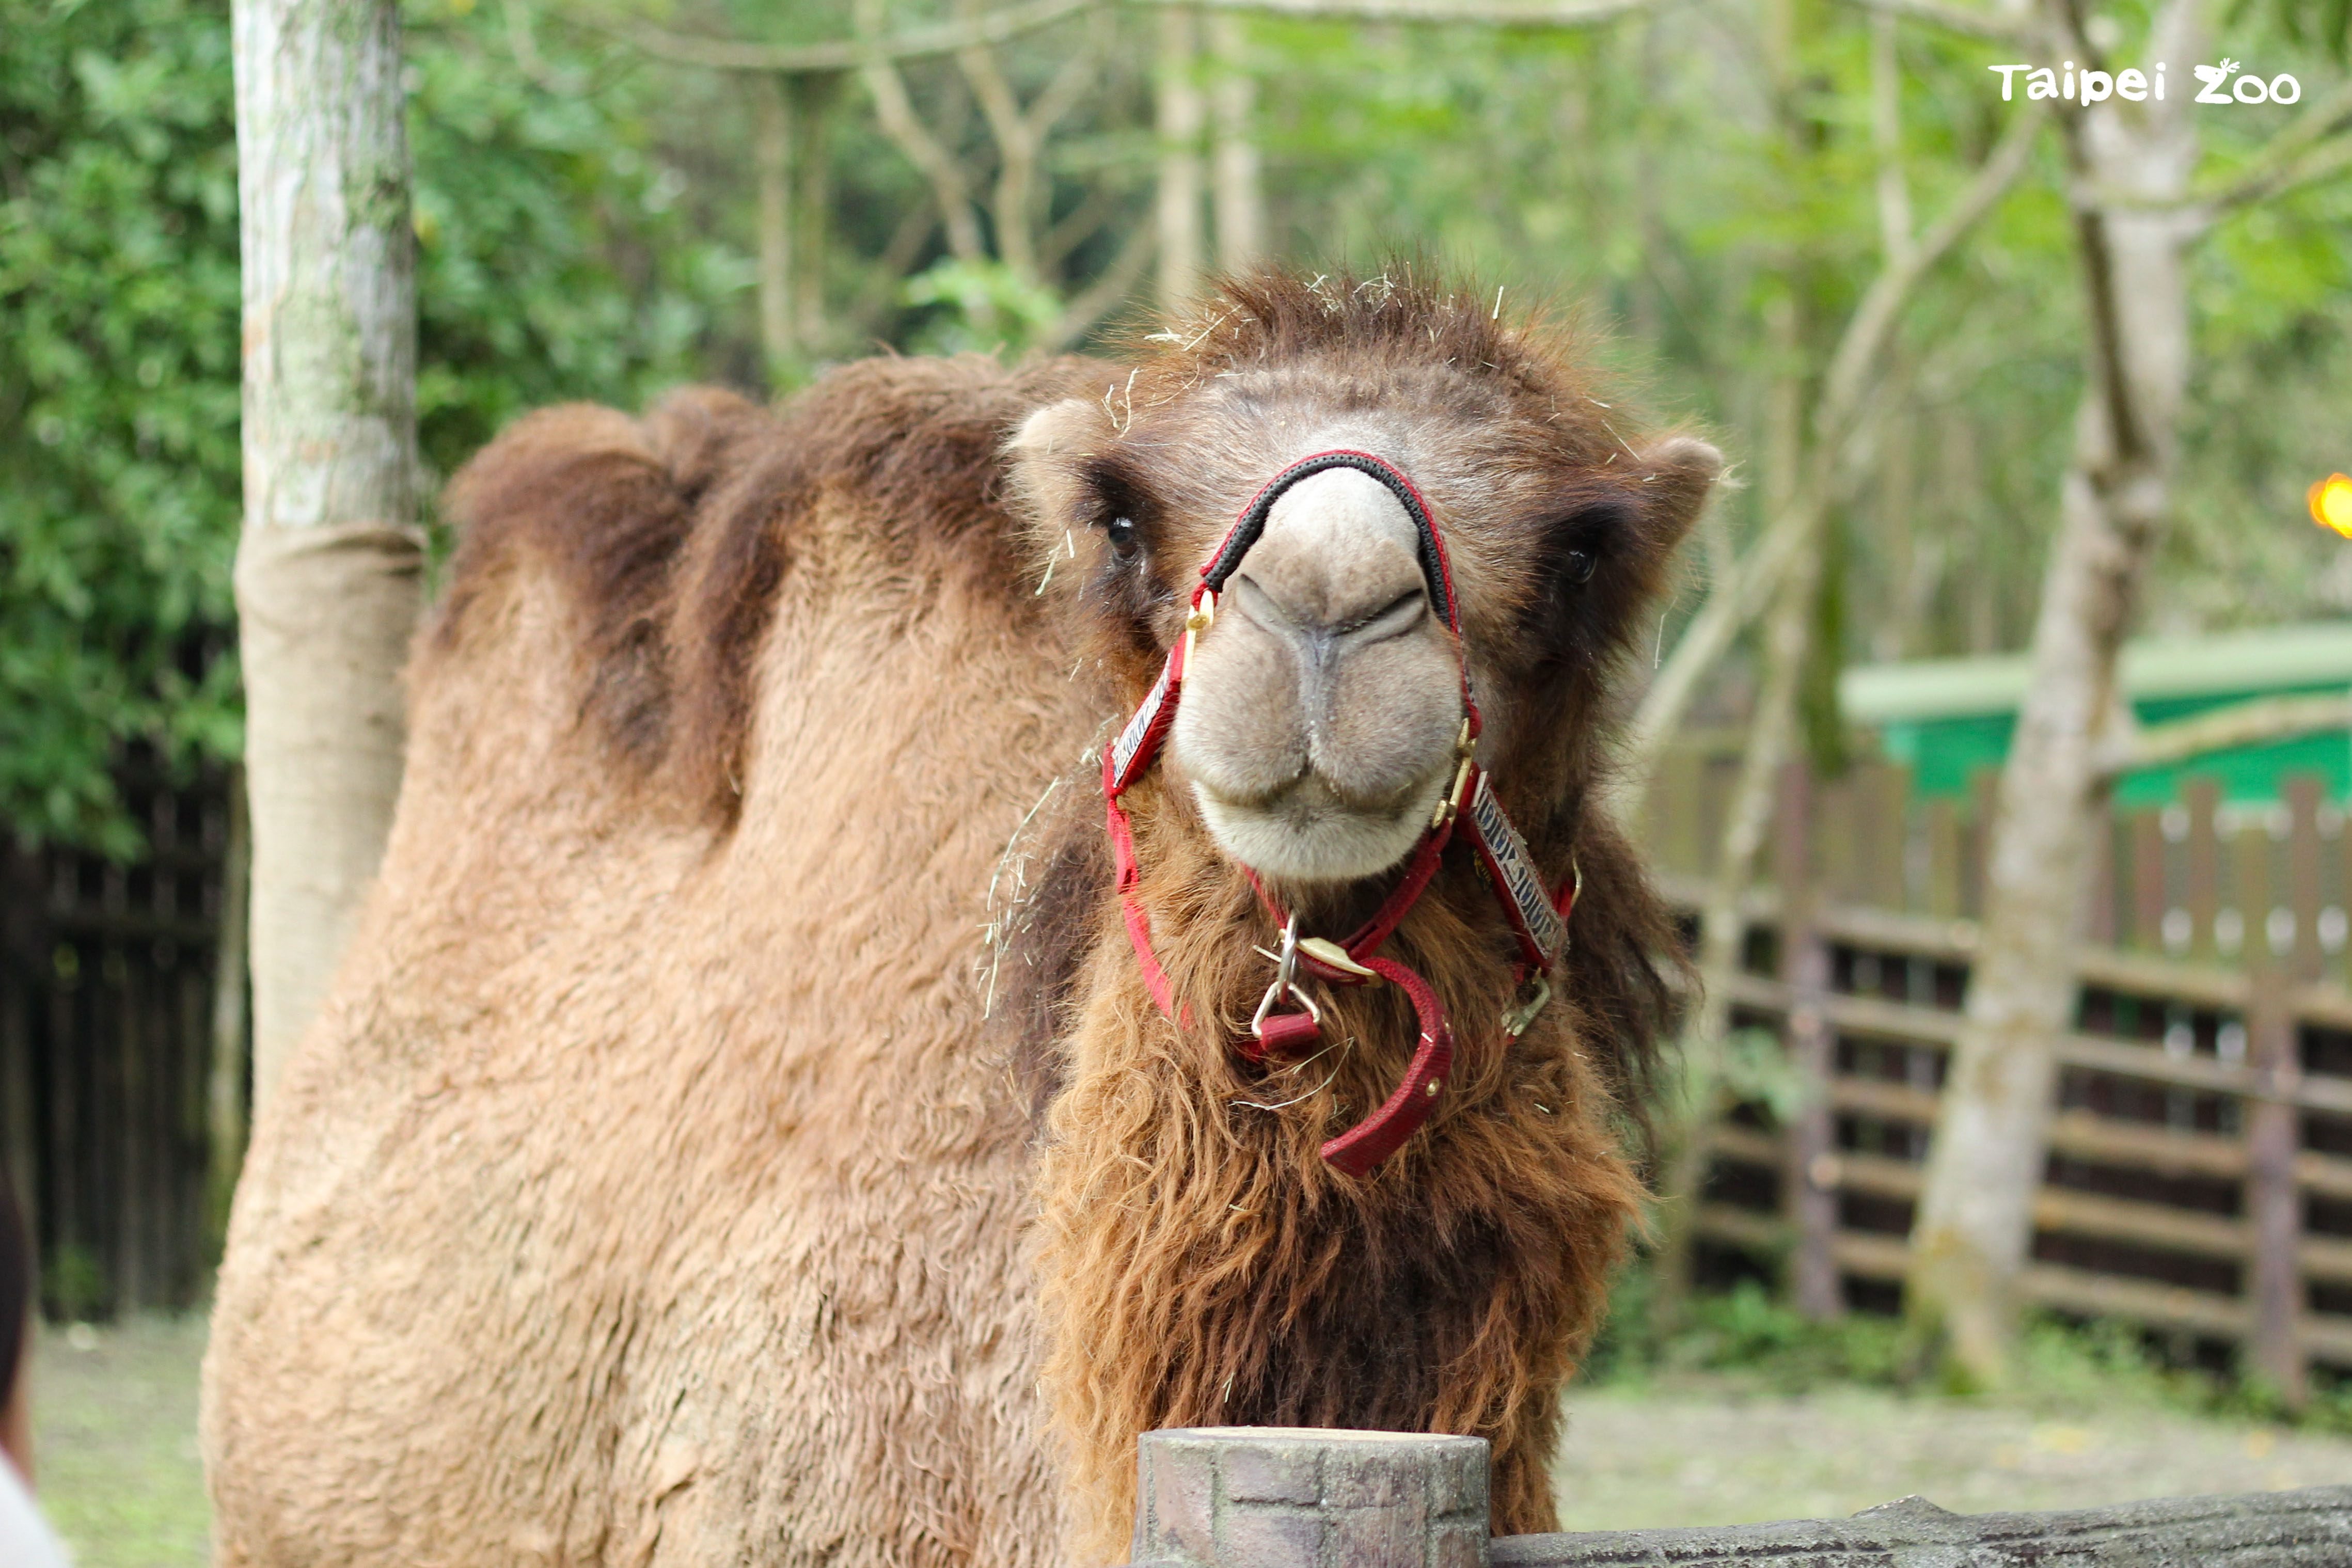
[2243,777,2319,1409]
[1775,761,1840,1320]
[2127,807,2165,952]
[2284,776,2323,987]
[1132,1428,1489,1568]
[1125,1430,2352,1566]
[2185,779,2220,963]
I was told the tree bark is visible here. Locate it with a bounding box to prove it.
[232,0,425,1110]
[1905,0,2205,1386]
[793,74,842,354]
[1208,13,1265,271]
[755,72,799,379]
[1155,5,1206,309]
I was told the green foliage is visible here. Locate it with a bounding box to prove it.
[901,256,1065,356]
[0,0,754,854]
[42,1241,108,1322]
[7,0,2350,855]
[1587,1273,1916,1392]
[404,0,755,486]
[1716,1027,1812,1128]
[0,0,242,856]
[1590,1268,2352,1445]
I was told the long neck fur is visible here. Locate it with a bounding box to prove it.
[1014,737,1652,1559]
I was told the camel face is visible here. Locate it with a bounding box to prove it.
[1175,464,1463,881]
[1012,328,1721,899]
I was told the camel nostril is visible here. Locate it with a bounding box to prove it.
[1230,571,1427,651]
[1337,589,1428,642]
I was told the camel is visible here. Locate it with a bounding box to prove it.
[202,272,1719,1568]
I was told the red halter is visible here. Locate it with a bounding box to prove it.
[1101,450,1576,1177]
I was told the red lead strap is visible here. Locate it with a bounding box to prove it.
[1101,450,1574,1177]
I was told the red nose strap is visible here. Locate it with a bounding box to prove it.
[1100,448,1573,1177]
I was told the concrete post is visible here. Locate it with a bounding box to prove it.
[1131,1428,1489,1568]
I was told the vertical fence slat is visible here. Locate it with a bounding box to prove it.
[1965,767,1999,921]
[2247,970,2306,1407]
[1925,797,1962,920]
[2086,801,2118,946]
[2186,779,2221,964]
[2285,776,2323,986]
[2130,809,2167,953]
[1868,764,1908,911]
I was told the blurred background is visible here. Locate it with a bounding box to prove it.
[3,0,2350,1560]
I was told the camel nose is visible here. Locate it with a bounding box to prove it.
[1228,468,1430,660]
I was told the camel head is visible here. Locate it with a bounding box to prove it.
[1012,274,1721,894]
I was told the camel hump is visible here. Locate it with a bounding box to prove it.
[422,388,772,772]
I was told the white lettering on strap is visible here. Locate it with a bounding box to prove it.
[1108,652,1176,796]
[1467,772,1568,972]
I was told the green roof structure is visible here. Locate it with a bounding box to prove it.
[1839,620,2352,805]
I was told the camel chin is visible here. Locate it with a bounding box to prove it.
[1191,768,1450,883]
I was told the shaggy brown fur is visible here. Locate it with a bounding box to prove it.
[1005,275,1714,1556]
[201,272,1714,1567]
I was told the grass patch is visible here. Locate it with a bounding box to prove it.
[1586,1262,2352,1439]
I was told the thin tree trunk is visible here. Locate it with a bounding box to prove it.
[1651,296,1820,1319]
[1207,13,1264,271]
[793,73,842,355]
[1617,100,2045,819]
[232,0,425,1111]
[207,767,251,1247]
[1906,0,2205,1386]
[858,0,987,263]
[1155,5,1205,308]
[1650,501,1822,1329]
[755,72,799,382]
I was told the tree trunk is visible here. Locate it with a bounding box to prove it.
[1649,506,1821,1329]
[755,72,799,382]
[1906,0,2205,1386]
[1155,5,1205,308]
[793,73,842,356]
[1207,13,1264,271]
[232,0,425,1111]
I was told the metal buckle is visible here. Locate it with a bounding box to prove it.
[1250,915,1323,1039]
[1430,717,1476,830]
[1501,976,1552,1038]
[1181,590,1216,668]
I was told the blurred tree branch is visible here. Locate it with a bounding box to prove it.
[2188,74,2352,219]
[1832,0,2029,43]
[1170,0,1661,21]
[2097,693,2352,778]
[1620,98,2050,815]
[857,0,990,262]
[583,0,1095,72]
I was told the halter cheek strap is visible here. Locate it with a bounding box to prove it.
[1101,449,1575,1177]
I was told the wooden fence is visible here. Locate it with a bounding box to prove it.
[0,764,236,1317]
[1645,748,2352,1394]
[1132,1427,2352,1567]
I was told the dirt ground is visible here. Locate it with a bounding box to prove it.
[23,1314,2352,1566]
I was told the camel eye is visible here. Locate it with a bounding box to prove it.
[1563,547,1598,585]
[1103,516,1140,558]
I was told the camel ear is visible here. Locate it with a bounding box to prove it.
[1635,434,1723,548]
[1005,396,1113,557]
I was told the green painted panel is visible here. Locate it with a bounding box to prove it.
[1884,684,2352,805]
